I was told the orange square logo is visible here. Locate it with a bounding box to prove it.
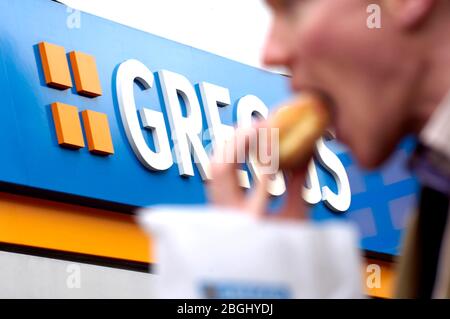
[69,51,102,97]
[38,42,72,90]
[81,110,114,155]
[51,102,85,149]
[38,42,113,156]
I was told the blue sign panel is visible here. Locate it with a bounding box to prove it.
[0,0,418,255]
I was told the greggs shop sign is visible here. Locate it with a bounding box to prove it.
[0,0,418,255]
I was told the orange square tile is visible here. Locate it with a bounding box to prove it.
[38,42,72,90]
[81,110,114,155]
[69,51,102,97]
[51,102,85,149]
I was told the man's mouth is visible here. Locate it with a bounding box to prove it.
[321,93,337,124]
[296,87,337,123]
[290,80,338,134]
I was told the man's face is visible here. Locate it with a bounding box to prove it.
[263,0,419,169]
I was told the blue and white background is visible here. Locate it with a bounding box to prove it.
[0,0,418,255]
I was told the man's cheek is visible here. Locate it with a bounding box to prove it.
[297,28,317,54]
[297,24,338,62]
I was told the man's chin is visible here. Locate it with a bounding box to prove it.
[353,147,391,170]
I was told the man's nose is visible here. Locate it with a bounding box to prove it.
[261,23,291,69]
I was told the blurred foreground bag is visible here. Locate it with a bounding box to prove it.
[139,206,363,299]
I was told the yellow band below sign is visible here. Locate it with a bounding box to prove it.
[0,192,152,263]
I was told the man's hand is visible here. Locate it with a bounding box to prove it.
[207,128,309,220]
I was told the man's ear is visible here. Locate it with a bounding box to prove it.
[383,0,436,29]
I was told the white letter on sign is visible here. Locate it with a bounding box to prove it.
[158,70,211,180]
[116,59,173,171]
[303,160,322,205]
[199,82,250,188]
[198,82,231,150]
[236,95,286,196]
[316,135,351,212]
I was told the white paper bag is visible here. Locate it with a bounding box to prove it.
[138,206,363,299]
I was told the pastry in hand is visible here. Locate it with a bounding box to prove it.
[269,93,330,170]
